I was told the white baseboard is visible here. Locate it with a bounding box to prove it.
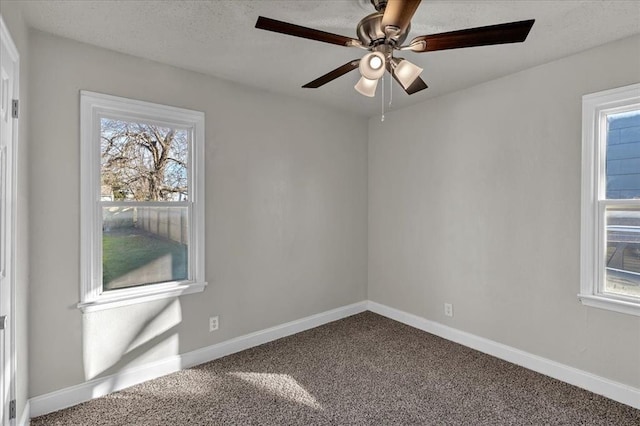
[18,400,30,426]
[367,300,640,410]
[28,301,367,418]
[27,299,639,419]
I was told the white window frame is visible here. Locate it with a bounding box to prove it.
[580,82,640,316]
[79,91,206,312]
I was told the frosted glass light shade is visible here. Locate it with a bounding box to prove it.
[359,52,386,80]
[393,59,423,89]
[354,76,379,97]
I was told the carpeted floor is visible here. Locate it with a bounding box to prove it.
[32,312,640,425]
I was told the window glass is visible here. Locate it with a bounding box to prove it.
[100,118,189,202]
[605,207,640,298]
[100,117,191,291]
[606,110,640,200]
[603,110,640,300]
[102,206,188,290]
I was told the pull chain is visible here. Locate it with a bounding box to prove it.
[389,70,393,108]
[381,75,385,122]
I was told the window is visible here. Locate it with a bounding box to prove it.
[79,91,206,312]
[580,83,640,316]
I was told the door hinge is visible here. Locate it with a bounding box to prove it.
[11,99,19,119]
[9,400,16,419]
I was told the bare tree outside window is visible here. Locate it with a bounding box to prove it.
[100,118,188,201]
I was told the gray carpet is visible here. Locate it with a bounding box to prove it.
[32,312,640,425]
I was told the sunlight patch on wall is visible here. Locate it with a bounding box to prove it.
[83,299,182,380]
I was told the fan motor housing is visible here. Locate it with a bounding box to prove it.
[357,12,410,47]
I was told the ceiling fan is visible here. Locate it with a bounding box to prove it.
[255,0,534,97]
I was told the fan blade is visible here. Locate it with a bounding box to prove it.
[256,16,360,47]
[408,19,534,52]
[381,0,422,35]
[302,60,361,89]
[387,60,428,95]
[403,76,428,95]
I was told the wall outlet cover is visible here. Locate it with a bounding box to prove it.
[444,303,453,318]
[209,316,219,332]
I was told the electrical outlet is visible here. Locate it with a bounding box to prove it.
[444,303,453,318]
[209,316,219,332]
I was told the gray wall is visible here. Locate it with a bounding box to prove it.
[28,30,368,397]
[368,34,640,388]
[0,3,30,420]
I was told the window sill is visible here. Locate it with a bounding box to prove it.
[578,293,640,317]
[78,281,207,313]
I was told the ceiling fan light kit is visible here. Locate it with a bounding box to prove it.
[359,51,386,80]
[355,76,380,97]
[255,0,534,100]
[391,58,423,90]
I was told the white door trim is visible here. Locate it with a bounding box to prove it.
[0,14,19,426]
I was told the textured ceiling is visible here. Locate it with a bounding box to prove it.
[10,0,640,117]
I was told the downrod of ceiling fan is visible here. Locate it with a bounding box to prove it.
[370,0,388,12]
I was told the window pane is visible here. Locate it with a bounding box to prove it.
[102,206,188,291]
[606,110,640,200]
[605,208,640,298]
[100,118,189,201]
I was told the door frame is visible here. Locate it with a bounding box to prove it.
[0,14,19,426]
